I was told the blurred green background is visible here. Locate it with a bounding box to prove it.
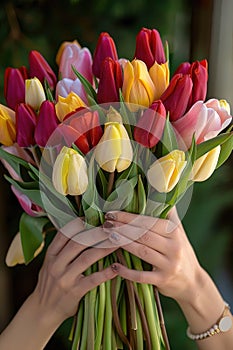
[0,0,232,349]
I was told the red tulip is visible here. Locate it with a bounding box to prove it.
[34,101,59,147]
[134,27,166,69]
[16,103,37,147]
[134,100,166,148]
[4,67,28,110]
[174,59,208,108]
[161,74,193,122]
[92,32,118,78]
[97,57,123,104]
[58,109,103,154]
[29,50,57,90]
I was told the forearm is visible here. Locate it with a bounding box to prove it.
[0,291,62,350]
[177,268,233,350]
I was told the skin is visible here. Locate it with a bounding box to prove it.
[0,210,232,349]
[0,222,117,350]
[103,209,233,350]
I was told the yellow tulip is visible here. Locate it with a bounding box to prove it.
[147,150,187,193]
[52,146,88,195]
[95,121,133,172]
[0,104,16,146]
[5,232,44,267]
[55,91,86,121]
[25,77,46,110]
[122,59,156,111]
[149,61,170,100]
[190,146,220,182]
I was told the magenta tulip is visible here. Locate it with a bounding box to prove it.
[161,74,193,122]
[92,32,118,78]
[16,103,37,147]
[134,27,166,69]
[34,101,59,147]
[134,100,166,148]
[97,57,123,104]
[4,67,28,110]
[11,185,43,217]
[29,50,57,90]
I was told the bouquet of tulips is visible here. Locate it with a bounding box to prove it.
[0,27,233,349]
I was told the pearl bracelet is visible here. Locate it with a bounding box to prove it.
[187,302,232,341]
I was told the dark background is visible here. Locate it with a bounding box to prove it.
[0,0,232,349]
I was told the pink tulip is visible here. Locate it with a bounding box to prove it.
[29,50,57,90]
[97,57,123,104]
[4,67,28,110]
[11,185,44,216]
[34,101,59,147]
[134,27,166,68]
[59,45,93,83]
[55,78,88,104]
[92,32,118,78]
[172,99,232,150]
[16,103,37,147]
[134,100,166,148]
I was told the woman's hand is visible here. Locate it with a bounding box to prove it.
[0,220,117,350]
[103,208,202,303]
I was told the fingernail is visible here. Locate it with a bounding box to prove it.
[105,212,116,220]
[110,232,120,242]
[111,263,119,272]
[103,221,114,229]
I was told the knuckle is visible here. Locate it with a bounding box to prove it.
[140,232,151,243]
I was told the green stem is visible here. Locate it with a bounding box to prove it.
[87,287,97,350]
[71,301,84,350]
[95,282,106,350]
[103,279,112,350]
[107,171,115,196]
[79,293,89,350]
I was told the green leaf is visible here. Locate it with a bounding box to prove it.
[19,213,49,264]
[103,176,138,212]
[196,132,232,159]
[137,175,146,214]
[72,66,97,101]
[216,133,233,168]
[0,147,30,176]
[161,115,178,155]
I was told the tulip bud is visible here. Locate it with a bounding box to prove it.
[134,100,166,148]
[174,60,208,109]
[0,104,16,146]
[55,78,88,104]
[52,146,88,195]
[29,50,57,90]
[11,185,44,216]
[25,77,46,111]
[97,57,123,104]
[172,99,232,150]
[161,74,193,121]
[58,45,93,83]
[4,66,28,110]
[149,61,170,100]
[122,59,156,111]
[16,103,37,147]
[95,121,133,172]
[147,150,187,192]
[190,146,220,182]
[92,32,118,78]
[59,109,103,154]
[34,101,59,147]
[5,232,44,267]
[55,91,86,122]
[56,40,81,65]
[134,27,166,68]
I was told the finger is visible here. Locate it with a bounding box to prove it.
[74,266,118,298]
[111,264,158,285]
[46,232,70,257]
[167,206,181,226]
[68,246,117,276]
[108,235,167,268]
[54,226,109,266]
[60,217,85,238]
[105,211,177,235]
